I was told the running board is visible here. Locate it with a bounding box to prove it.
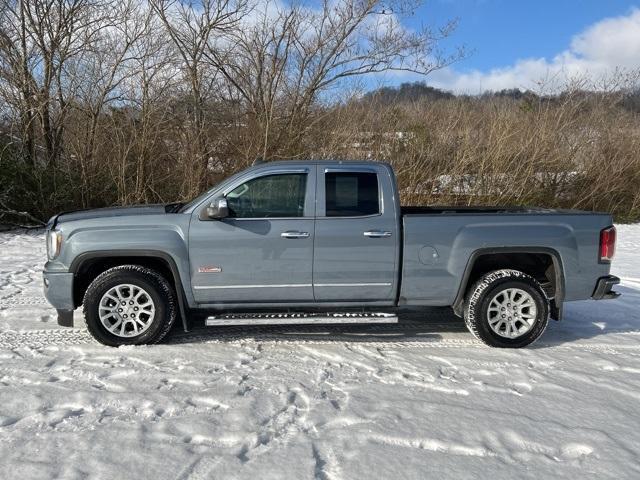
[205,312,398,327]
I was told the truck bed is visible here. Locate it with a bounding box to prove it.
[401,206,598,216]
[398,210,613,307]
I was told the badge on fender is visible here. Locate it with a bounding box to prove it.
[198,266,222,273]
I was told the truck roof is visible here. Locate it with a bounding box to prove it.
[248,159,390,167]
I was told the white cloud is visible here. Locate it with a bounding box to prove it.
[427,8,640,94]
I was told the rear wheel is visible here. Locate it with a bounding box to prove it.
[83,265,176,346]
[464,269,549,348]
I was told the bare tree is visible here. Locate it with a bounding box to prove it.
[66,0,153,206]
[0,0,36,164]
[208,0,464,159]
[149,0,248,195]
[1,0,111,167]
[0,0,115,217]
[105,6,180,206]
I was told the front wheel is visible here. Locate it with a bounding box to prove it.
[464,269,549,348]
[83,265,177,346]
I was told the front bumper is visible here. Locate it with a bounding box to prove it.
[43,271,75,326]
[592,275,621,300]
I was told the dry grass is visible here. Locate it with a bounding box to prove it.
[310,90,640,221]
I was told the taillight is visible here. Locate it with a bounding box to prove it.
[599,226,616,263]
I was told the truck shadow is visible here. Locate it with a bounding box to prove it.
[165,285,639,347]
[532,284,640,348]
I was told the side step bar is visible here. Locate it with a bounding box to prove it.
[205,312,398,327]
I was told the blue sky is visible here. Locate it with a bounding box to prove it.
[418,0,637,71]
[380,1,640,92]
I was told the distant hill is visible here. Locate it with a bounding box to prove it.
[363,82,550,104]
[363,82,455,104]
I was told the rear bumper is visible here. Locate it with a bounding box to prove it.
[592,275,621,300]
[43,271,75,326]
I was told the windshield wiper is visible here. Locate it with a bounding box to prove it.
[165,202,184,213]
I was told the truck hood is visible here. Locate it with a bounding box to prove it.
[50,204,176,227]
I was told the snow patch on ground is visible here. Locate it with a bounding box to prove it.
[1,226,640,479]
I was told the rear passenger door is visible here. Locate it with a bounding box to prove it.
[312,166,400,302]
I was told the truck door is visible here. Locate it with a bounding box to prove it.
[188,167,315,304]
[312,165,400,302]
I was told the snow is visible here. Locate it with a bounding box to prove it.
[1,226,640,479]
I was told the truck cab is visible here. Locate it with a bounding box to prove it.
[186,161,400,306]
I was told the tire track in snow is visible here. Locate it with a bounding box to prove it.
[0,327,479,349]
[0,296,49,307]
[0,328,93,349]
[2,326,640,351]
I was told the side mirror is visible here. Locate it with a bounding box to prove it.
[203,197,229,220]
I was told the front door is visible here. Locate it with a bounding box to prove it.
[313,166,399,302]
[189,169,315,304]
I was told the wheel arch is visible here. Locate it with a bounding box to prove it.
[70,250,189,332]
[452,247,565,319]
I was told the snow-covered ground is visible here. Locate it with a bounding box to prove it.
[1,227,639,479]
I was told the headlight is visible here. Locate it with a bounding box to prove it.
[47,230,62,260]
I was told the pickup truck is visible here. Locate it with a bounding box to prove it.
[43,160,620,348]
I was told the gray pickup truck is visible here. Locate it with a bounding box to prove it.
[43,160,620,347]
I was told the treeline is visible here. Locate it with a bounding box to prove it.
[364,81,640,110]
[0,0,639,224]
[347,88,640,221]
[0,0,462,223]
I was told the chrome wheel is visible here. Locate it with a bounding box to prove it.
[98,284,156,338]
[487,288,538,339]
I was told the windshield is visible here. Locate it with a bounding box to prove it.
[179,187,218,213]
[178,168,248,213]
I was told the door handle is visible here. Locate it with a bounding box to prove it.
[364,230,392,238]
[281,231,310,239]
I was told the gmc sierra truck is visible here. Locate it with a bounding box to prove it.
[43,161,620,348]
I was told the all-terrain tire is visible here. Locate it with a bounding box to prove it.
[83,265,177,346]
[464,269,549,348]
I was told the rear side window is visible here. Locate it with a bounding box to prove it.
[325,172,379,217]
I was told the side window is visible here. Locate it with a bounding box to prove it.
[226,173,307,218]
[325,172,379,217]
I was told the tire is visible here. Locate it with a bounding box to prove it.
[464,269,549,348]
[83,265,177,346]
